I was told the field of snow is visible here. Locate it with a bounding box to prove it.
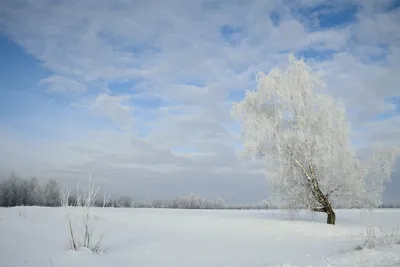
[0,207,400,267]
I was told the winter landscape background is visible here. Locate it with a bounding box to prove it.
[1,0,400,266]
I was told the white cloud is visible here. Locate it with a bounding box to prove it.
[352,6,400,46]
[39,75,87,93]
[86,93,134,129]
[315,52,400,122]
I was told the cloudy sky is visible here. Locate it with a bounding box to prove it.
[0,0,399,204]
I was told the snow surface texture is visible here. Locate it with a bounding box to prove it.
[0,207,399,267]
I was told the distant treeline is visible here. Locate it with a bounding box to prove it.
[1,175,399,209]
[135,195,273,210]
[378,204,400,208]
[0,175,272,209]
[0,175,60,207]
[0,175,135,208]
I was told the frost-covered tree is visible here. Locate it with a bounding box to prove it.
[116,195,132,208]
[45,179,61,207]
[231,54,398,225]
[0,174,28,206]
[27,177,45,206]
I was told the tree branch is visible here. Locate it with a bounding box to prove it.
[311,207,326,212]
[326,187,340,198]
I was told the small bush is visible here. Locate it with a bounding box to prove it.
[356,226,400,250]
[60,179,106,253]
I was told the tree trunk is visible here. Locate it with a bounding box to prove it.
[325,205,336,225]
[285,148,337,225]
[312,204,336,225]
[307,164,336,225]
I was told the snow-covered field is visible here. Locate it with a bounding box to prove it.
[0,207,399,267]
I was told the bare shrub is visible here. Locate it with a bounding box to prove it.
[355,226,400,250]
[18,211,25,218]
[102,192,111,208]
[60,178,106,253]
[60,183,78,251]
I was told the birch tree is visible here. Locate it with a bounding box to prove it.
[231,54,398,225]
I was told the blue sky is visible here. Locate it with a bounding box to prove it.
[0,0,399,204]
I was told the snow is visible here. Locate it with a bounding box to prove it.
[1,207,399,267]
